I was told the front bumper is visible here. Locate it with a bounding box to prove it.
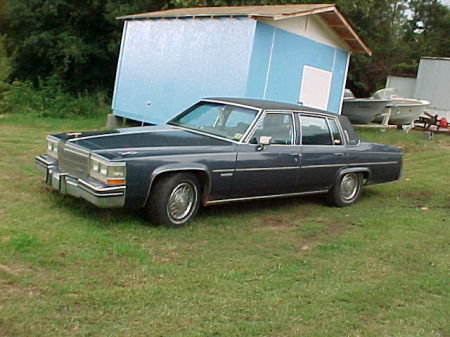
[35,154,126,208]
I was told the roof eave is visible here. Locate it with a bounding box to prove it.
[318,7,371,55]
[117,5,371,55]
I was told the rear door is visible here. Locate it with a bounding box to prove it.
[298,114,348,192]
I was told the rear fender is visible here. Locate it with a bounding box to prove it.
[334,167,371,187]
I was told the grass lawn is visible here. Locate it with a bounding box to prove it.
[0,115,449,337]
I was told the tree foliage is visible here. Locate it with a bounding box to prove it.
[0,0,449,97]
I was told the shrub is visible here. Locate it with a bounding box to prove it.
[0,79,110,118]
[0,34,11,94]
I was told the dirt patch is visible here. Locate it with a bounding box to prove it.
[251,201,316,230]
[0,264,31,275]
[143,240,182,264]
[294,219,350,253]
[1,281,40,298]
[0,264,43,299]
[401,191,433,201]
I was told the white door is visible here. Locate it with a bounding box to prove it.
[299,65,332,110]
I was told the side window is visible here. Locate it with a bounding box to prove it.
[250,113,294,145]
[327,118,343,145]
[300,116,333,145]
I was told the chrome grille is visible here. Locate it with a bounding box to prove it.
[58,143,90,178]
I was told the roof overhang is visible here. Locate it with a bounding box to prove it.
[118,4,371,55]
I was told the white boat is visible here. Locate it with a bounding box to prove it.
[342,90,390,124]
[372,88,430,125]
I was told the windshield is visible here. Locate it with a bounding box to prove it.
[168,102,259,141]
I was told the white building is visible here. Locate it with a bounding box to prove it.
[386,57,450,112]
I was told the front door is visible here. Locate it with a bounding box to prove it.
[232,113,300,198]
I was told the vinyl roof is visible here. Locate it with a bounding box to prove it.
[118,4,371,54]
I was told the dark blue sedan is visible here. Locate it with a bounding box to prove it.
[36,98,402,226]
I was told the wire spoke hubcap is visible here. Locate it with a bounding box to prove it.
[167,182,196,222]
[341,173,359,201]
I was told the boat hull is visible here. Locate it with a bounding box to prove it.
[342,99,390,124]
[374,99,430,125]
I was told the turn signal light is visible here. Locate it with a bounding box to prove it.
[106,178,125,185]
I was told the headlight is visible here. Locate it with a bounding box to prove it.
[90,155,126,185]
[46,135,60,159]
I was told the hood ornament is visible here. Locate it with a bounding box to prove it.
[118,151,138,156]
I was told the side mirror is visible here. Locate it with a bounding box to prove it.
[256,136,272,151]
[259,136,272,145]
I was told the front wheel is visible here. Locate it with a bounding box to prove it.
[146,173,200,227]
[327,172,363,207]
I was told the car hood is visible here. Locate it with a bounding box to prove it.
[57,125,234,160]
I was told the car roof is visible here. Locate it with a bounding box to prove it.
[204,97,337,116]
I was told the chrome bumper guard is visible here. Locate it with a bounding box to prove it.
[35,154,126,208]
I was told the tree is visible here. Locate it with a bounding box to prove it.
[1,0,449,97]
[403,0,450,63]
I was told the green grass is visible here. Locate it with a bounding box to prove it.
[1,116,449,337]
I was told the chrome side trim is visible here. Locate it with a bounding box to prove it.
[212,169,235,173]
[236,166,299,172]
[301,161,398,169]
[206,189,328,205]
[358,151,402,155]
[220,173,233,177]
[302,163,346,169]
[349,161,398,166]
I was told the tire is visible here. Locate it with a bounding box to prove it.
[146,172,201,227]
[327,172,363,207]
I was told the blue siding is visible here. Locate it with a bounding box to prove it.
[246,22,348,113]
[245,22,274,99]
[113,18,256,124]
[328,48,348,112]
[113,18,350,122]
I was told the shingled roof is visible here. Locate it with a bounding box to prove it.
[118,4,371,54]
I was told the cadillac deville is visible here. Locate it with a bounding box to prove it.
[35,98,402,227]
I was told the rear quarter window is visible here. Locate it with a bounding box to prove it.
[337,116,360,146]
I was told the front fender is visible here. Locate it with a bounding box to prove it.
[144,163,211,207]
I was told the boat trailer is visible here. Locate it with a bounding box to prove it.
[413,112,450,139]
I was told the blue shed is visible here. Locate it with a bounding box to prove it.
[113,4,370,124]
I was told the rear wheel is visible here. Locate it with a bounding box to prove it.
[327,172,363,207]
[146,173,200,227]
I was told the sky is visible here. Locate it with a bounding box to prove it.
[441,0,450,6]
